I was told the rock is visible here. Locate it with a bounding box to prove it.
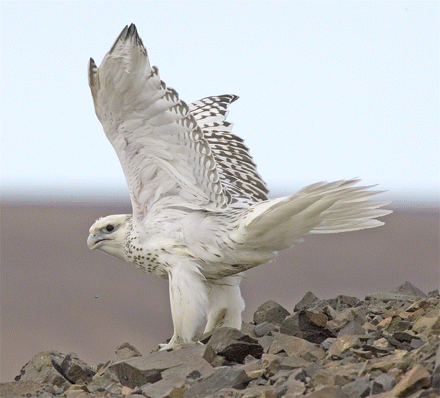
[109,344,213,388]
[294,291,320,312]
[241,322,257,338]
[253,300,290,325]
[412,308,440,334]
[140,375,185,398]
[14,351,72,387]
[321,337,336,351]
[254,321,277,337]
[328,335,360,357]
[366,292,416,302]
[391,281,428,298]
[54,353,95,384]
[277,355,310,370]
[330,295,361,309]
[390,363,431,397]
[260,353,309,375]
[371,373,396,394]
[280,309,335,344]
[393,330,418,343]
[370,349,413,372]
[410,339,426,350]
[269,332,325,360]
[341,377,371,398]
[257,335,275,352]
[115,342,142,360]
[273,373,306,396]
[182,367,251,398]
[337,320,366,336]
[203,327,263,363]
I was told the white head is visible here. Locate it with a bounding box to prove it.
[87,214,131,260]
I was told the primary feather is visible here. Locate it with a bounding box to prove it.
[87,24,391,349]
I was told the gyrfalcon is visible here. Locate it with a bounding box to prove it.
[87,24,391,350]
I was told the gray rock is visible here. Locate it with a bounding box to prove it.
[182,367,251,398]
[365,292,416,302]
[280,309,335,344]
[391,281,427,298]
[293,362,325,384]
[254,321,276,337]
[337,320,366,336]
[321,337,336,351]
[202,327,263,363]
[269,333,325,360]
[115,342,142,360]
[274,373,306,397]
[276,355,310,370]
[393,330,417,342]
[334,295,361,308]
[294,291,320,312]
[14,351,71,387]
[53,353,95,384]
[341,377,371,398]
[140,375,185,398]
[258,335,275,352]
[371,373,396,394]
[253,300,290,325]
[109,344,213,389]
[410,339,426,350]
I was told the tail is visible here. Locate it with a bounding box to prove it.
[232,178,392,251]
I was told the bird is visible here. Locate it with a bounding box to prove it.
[87,24,391,350]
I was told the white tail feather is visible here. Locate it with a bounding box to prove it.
[233,179,391,251]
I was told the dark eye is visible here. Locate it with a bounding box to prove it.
[105,224,115,232]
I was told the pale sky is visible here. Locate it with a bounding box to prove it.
[1,1,439,201]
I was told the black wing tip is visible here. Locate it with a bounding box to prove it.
[230,94,239,103]
[220,94,239,104]
[109,23,145,54]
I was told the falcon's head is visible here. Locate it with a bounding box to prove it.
[87,214,131,260]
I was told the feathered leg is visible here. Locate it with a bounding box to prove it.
[160,258,208,350]
[204,274,245,333]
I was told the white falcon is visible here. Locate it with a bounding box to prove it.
[87,24,391,350]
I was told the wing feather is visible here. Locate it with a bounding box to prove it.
[189,95,269,203]
[89,24,228,220]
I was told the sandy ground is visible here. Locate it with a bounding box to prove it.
[1,200,438,382]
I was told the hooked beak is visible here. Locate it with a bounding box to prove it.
[87,233,106,250]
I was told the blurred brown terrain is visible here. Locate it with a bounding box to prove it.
[1,199,438,382]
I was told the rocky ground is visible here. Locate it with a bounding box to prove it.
[2,281,439,398]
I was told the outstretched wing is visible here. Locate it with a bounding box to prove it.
[189,95,269,204]
[88,24,228,220]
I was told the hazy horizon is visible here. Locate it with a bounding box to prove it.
[2,184,439,208]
